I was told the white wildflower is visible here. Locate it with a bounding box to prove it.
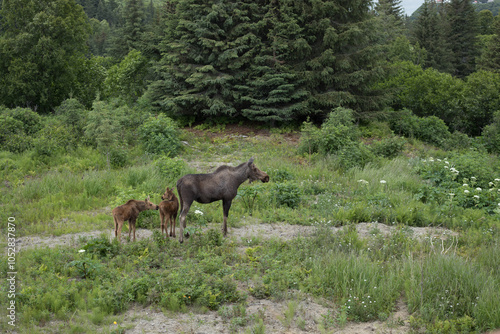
[476,187,482,191]
[78,249,86,253]
[380,180,387,184]
[195,210,204,215]
[474,195,480,199]
[464,190,470,194]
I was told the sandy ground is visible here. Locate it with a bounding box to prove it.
[12,221,462,334]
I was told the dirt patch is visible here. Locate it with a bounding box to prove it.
[15,221,457,252]
[116,295,410,334]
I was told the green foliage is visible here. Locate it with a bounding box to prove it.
[299,108,362,158]
[371,136,406,159]
[82,235,120,258]
[138,114,181,157]
[0,0,92,112]
[389,109,451,146]
[405,254,500,330]
[154,156,187,182]
[104,49,149,104]
[482,111,500,154]
[55,98,87,137]
[0,107,42,153]
[149,0,387,123]
[271,183,302,209]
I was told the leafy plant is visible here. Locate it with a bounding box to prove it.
[138,114,181,157]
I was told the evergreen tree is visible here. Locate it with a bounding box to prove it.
[446,0,478,77]
[148,0,387,124]
[376,0,405,21]
[411,1,454,73]
[297,0,387,116]
[478,16,500,72]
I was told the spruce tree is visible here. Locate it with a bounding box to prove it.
[148,0,388,123]
[446,0,478,77]
[412,0,454,73]
[478,16,500,72]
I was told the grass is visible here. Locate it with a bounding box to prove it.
[1,126,500,333]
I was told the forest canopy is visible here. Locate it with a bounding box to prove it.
[0,0,499,133]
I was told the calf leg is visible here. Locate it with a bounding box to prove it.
[130,218,137,241]
[116,219,124,242]
[160,210,165,237]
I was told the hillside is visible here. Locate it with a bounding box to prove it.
[1,123,499,333]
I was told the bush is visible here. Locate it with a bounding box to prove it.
[33,118,77,158]
[271,183,302,208]
[0,107,42,153]
[481,111,500,154]
[371,136,406,159]
[55,98,87,136]
[335,141,375,170]
[389,109,451,146]
[109,146,128,169]
[299,107,360,156]
[138,114,182,156]
[154,156,187,182]
[318,108,360,155]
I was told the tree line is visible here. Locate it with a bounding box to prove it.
[0,0,499,135]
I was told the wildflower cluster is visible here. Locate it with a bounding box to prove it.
[455,177,500,212]
[416,157,500,213]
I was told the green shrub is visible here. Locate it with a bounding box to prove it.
[0,113,35,153]
[389,109,451,146]
[55,98,87,136]
[154,156,187,182]
[271,183,302,208]
[371,136,406,159]
[318,108,360,154]
[298,108,360,156]
[481,111,500,154]
[138,114,181,156]
[33,118,77,158]
[334,141,375,170]
[109,146,128,169]
[2,107,42,135]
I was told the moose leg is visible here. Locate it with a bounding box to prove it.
[222,199,232,237]
[171,212,177,237]
[178,201,192,243]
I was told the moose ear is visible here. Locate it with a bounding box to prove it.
[146,196,150,201]
[248,157,254,165]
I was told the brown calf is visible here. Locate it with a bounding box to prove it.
[112,196,159,242]
[159,187,179,238]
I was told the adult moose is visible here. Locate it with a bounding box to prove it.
[176,158,269,243]
[112,196,159,242]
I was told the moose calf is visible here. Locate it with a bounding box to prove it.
[112,196,159,242]
[159,187,179,238]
